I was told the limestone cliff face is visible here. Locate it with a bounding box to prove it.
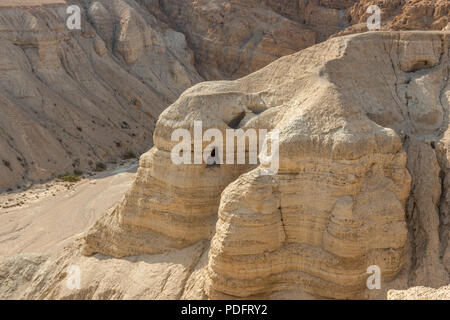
[151,0,448,80]
[0,1,449,300]
[81,31,450,299]
[207,31,450,299]
[153,0,317,80]
[345,0,449,32]
[1,0,448,190]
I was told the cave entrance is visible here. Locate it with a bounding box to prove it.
[207,147,220,167]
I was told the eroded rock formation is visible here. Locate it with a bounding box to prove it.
[152,0,318,79]
[0,1,449,300]
[78,31,450,299]
[344,0,449,33]
[1,0,448,190]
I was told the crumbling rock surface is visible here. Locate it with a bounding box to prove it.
[0,0,201,190]
[0,242,209,299]
[1,0,448,190]
[388,285,450,300]
[151,0,317,80]
[151,0,448,80]
[364,0,448,30]
[1,30,449,300]
[77,31,450,299]
[339,0,449,36]
[1,1,450,300]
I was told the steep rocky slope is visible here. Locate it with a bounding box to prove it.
[343,0,449,34]
[0,0,448,190]
[2,30,448,300]
[147,0,449,79]
[151,0,317,80]
[0,0,202,190]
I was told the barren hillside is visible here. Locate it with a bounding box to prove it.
[1,30,449,299]
[0,0,202,190]
[0,0,448,190]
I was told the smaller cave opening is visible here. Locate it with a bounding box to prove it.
[206,147,220,168]
[408,60,432,73]
[226,112,246,129]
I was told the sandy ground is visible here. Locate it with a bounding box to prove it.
[0,161,138,256]
[0,1,66,7]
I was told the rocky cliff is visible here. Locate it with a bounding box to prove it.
[81,30,449,299]
[1,30,447,300]
[0,0,202,190]
[1,0,448,190]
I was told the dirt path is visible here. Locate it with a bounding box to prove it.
[0,162,138,256]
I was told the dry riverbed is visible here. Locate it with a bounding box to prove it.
[0,160,138,256]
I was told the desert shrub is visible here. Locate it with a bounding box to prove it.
[58,173,81,183]
[3,159,10,167]
[95,162,107,172]
[122,151,137,160]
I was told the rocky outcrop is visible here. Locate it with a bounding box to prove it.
[0,1,449,300]
[143,0,449,80]
[0,242,209,299]
[152,0,317,80]
[82,86,258,257]
[205,31,449,299]
[78,31,450,299]
[339,0,449,35]
[1,0,448,190]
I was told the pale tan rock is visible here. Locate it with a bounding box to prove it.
[79,31,449,299]
[148,0,448,82]
[93,38,106,56]
[1,0,448,190]
[0,241,208,300]
[388,285,450,300]
[156,0,317,79]
[339,0,449,36]
[0,1,449,301]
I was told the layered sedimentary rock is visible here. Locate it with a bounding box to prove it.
[152,0,317,80]
[1,1,450,300]
[339,0,449,36]
[143,0,449,81]
[82,87,258,257]
[1,0,448,190]
[0,0,202,189]
[265,0,358,41]
[81,31,449,299]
